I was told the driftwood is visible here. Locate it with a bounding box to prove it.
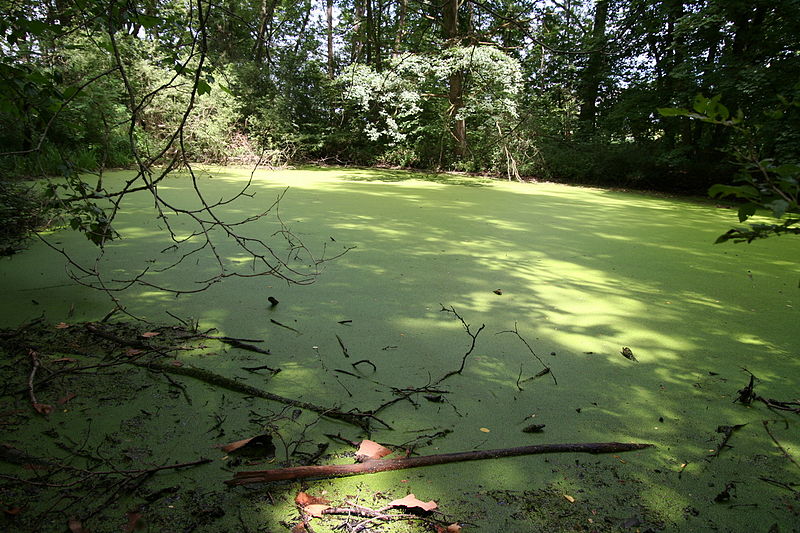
[226,441,653,485]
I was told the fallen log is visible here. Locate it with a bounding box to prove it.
[226,441,653,485]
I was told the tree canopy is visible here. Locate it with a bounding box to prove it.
[1,0,799,190]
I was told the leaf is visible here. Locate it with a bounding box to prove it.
[295,492,331,518]
[33,403,54,416]
[765,199,790,219]
[356,439,393,461]
[303,504,331,518]
[57,393,77,405]
[479,427,491,433]
[52,357,78,363]
[563,494,576,503]
[218,434,275,456]
[737,202,758,222]
[492,289,503,295]
[196,79,212,96]
[388,494,438,512]
[141,331,160,338]
[68,518,90,533]
[657,107,690,117]
[55,322,71,329]
[125,348,142,357]
[124,511,141,533]
[4,506,22,516]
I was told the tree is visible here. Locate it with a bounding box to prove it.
[0,0,337,312]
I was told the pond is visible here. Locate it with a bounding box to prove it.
[1,166,798,532]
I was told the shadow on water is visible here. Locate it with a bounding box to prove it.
[1,167,798,532]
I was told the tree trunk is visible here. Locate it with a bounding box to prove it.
[352,0,365,62]
[577,0,609,137]
[392,0,407,57]
[327,0,334,77]
[442,0,466,158]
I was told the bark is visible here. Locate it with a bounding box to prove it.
[226,441,654,485]
[392,0,407,57]
[577,0,609,137]
[327,0,335,77]
[442,0,466,157]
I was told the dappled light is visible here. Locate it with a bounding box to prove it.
[1,167,799,532]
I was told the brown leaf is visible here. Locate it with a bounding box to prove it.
[55,322,71,329]
[563,494,576,503]
[435,524,462,533]
[355,439,393,462]
[68,518,90,533]
[4,506,22,516]
[218,434,275,456]
[493,289,503,295]
[52,357,78,363]
[388,494,438,512]
[295,492,330,507]
[33,403,54,416]
[124,512,141,533]
[303,504,331,518]
[141,331,160,338]
[57,393,77,405]
[170,360,183,367]
[124,348,142,357]
[290,523,308,533]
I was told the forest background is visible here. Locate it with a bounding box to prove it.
[2,0,799,194]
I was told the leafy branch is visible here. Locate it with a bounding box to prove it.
[659,94,800,243]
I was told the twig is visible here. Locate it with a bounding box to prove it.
[226,441,654,485]
[709,424,746,458]
[498,322,557,385]
[434,305,485,385]
[27,349,52,415]
[763,420,800,471]
[128,359,379,430]
[335,334,350,358]
[270,319,302,335]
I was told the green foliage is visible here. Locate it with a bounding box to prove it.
[661,95,800,242]
[338,46,523,171]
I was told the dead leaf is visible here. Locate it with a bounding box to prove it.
[124,511,141,533]
[52,357,78,363]
[218,434,275,456]
[435,524,462,533]
[479,427,490,433]
[563,494,576,503]
[55,322,71,329]
[303,504,331,518]
[33,403,54,416]
[290,523,308,533]
[295,492,332,518]
[170,360,183,367]
[68,518,90,533]
[493,289,503,295]
[124,348,142,357]
[620,347,637,362]
[4,506,22,516]
[355,439,393,462]
[141,331,160,338]
[57,393,77,405]
[388,494,438,512]
[295,492,330,507]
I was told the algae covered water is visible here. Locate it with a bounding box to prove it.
[1,167,798,532]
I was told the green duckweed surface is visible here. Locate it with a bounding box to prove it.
[1,167,798,532]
